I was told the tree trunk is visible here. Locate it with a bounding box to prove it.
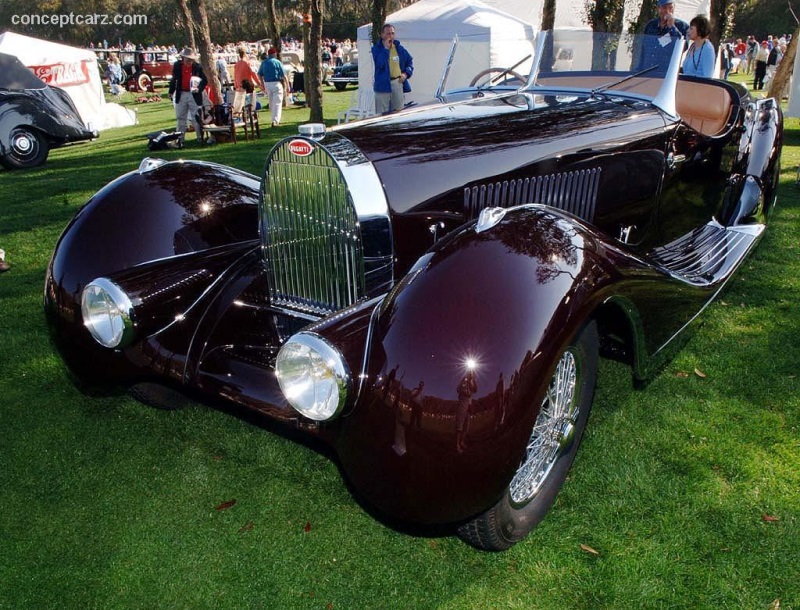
[709,0,736,49]
[307,0,324,122]
[542,0,556,31]
[768,23,800,100]
[630,0,656,34]
[265,0,280,53]
[190,0,221,104]
[370,0,388,45]
[176,0,196,49]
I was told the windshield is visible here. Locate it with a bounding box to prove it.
[440,30,683,109]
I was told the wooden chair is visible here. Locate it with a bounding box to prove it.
[198,103,260,144]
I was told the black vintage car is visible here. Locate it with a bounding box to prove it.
[0,53,97,169]
[45,31,782,551]
[330,59,358,90]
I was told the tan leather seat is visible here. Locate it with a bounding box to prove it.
[676,80,733,136]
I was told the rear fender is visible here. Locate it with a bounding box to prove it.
[744,98,783,182]
[721,98,782,227]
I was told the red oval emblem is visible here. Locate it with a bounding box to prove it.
[288,139,314,157]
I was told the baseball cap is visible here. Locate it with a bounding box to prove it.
[657,0,674,6]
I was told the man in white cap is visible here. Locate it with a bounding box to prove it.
[639,0,688,73]
[167,47,208,145]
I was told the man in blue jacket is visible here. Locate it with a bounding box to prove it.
[372,23,413,114]
[637,0,688,73]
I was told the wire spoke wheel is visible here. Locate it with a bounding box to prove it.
[457,321,598,551]
[509,349,578,505]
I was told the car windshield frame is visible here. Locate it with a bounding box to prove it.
[438,30,683,118]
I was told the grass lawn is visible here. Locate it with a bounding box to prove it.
[1,84,798,609]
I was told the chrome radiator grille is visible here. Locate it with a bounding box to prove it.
[261,140,365,317]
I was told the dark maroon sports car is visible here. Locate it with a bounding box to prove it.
[45,31,783,551]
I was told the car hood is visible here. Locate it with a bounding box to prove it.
[334,92,667,215]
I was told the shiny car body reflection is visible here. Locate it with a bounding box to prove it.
[45,31,783,551]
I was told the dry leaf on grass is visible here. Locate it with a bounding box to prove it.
[768,599,781,610]
[675,371,690,378]
[580,544,600,556]
[238,520,254,533]
[304,521,312,532]
[762,513,779,523]
[215,499,237,511]
[694,367,707,378]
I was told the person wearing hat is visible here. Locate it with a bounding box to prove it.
[257,47,289,127]
[638,0,688,73]
[167,47,208,145]
[753,41,770,91]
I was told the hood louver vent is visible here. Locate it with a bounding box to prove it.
[465,168,601,223]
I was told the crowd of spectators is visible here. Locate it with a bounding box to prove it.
[88,36,355,66]
[718,32,791,95]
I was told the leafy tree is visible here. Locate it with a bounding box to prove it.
[735,0,798,37]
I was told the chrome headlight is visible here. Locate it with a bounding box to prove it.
[275,332,350,421]
[81,278,134,348]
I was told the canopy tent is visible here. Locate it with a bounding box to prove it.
[356,0,536,107]
[0,31,134,130]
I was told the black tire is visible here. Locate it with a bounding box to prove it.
[130,382,193,410]
[0,127,49,169]
[457,321,599,551]
[334,82,347,91]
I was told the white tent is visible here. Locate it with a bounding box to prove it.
[0,31,134,130]
[356,0,536,107]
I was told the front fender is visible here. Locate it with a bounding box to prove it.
[333,206,615,524]
[45,159,260,385]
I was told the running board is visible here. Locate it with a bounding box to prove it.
[648,221,764,286]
